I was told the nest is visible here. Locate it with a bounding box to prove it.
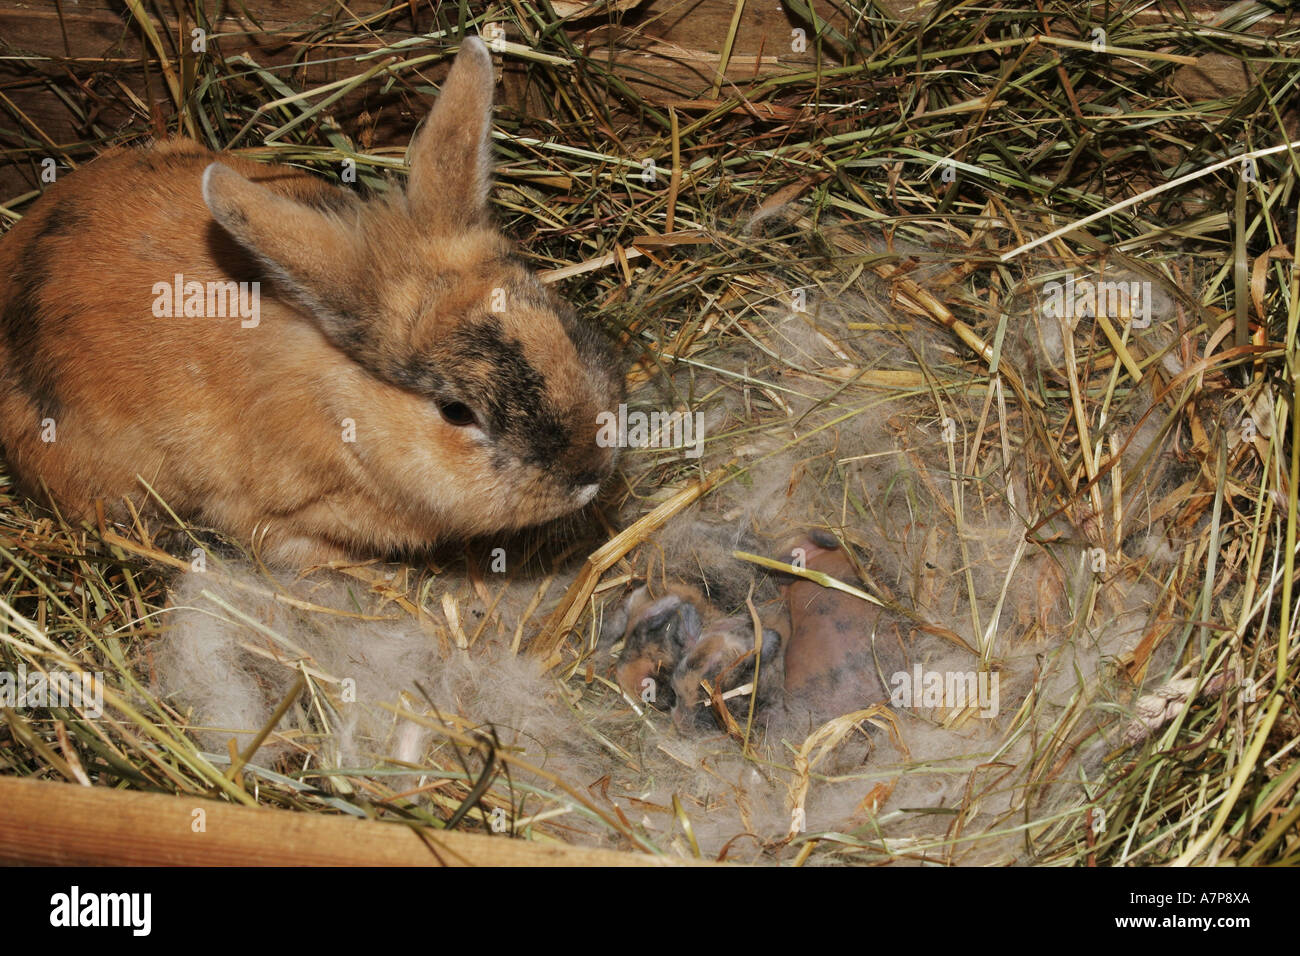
[1,1,1297,866]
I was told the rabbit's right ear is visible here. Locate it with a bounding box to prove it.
[406,37,496,233]
[202,162,368,344]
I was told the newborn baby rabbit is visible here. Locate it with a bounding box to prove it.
[609,531,909,732]
[0,38,621,564]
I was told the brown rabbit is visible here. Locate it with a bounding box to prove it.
[0,39,622,564]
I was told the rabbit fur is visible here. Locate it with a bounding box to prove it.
[0,38,622,565]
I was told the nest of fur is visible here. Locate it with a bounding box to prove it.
[1,1,1297,865]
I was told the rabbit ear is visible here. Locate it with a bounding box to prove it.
[760,628,783,662]
[202,162,367,341]
[406,37,495,232]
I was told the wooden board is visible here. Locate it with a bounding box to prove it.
[0,775,703,866]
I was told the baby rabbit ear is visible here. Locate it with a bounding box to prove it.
[202,162,366,342]
[406,37,496,232]
[760,628,783,662]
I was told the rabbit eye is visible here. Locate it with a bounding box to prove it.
[438,401,478,428]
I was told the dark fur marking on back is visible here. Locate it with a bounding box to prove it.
[1,197,96,418]
[0,250,61,420]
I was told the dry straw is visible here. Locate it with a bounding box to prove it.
[0,0,1297,865]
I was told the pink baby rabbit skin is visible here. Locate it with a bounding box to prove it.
[0,39,622,565]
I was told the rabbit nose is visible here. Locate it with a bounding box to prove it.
[572,440,619,485]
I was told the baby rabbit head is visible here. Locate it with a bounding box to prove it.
[200,38,623,539]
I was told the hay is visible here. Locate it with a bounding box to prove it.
[1,1,1298,865]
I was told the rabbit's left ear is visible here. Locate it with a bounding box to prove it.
[406,37,496,233]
